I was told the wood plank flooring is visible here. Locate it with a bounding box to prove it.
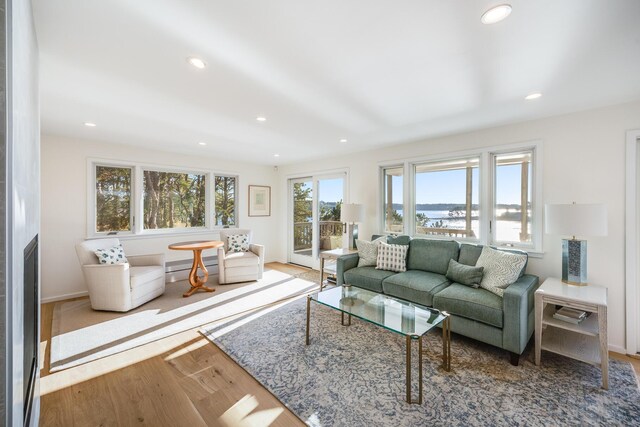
[40,262,308,427]
[39,262,640,426]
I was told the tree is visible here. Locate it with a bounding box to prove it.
[96,166,131,232]
[215,176,236,226]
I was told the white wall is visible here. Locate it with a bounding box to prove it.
[41,135,279,302]
[8,0,41,425]
[277,100,640,352]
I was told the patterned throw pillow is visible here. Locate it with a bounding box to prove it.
[355,236,386,267]
[475,246,527,297]
[94,244,128,265]
[376,242,409,273]
[228,234,250,253]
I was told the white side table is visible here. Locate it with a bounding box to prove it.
[534,277,608,389]
[319,248,358,290]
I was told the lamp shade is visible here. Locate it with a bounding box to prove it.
[545,203,608,237]
[341,203,364,224]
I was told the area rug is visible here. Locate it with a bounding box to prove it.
[49,268,319,372]
[202,298,640,427]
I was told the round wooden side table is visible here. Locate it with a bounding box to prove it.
[168,240,223,297]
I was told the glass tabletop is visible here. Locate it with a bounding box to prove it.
[311,286,447,338]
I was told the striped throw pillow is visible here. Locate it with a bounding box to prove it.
[376,242,408,273]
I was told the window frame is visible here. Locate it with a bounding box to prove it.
[378,140,543,254]
[380,164,405,234]
[87,158,239,238]
[412,155,482,242]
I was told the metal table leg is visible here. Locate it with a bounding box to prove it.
[442,313,451,372]
[405,334,423,404]
[305,295,311,345]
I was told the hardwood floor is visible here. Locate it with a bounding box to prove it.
[39,262,309,427]
[39,261,640,426]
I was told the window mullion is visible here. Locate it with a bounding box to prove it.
[481,152,493,246]
[134,166,143,234]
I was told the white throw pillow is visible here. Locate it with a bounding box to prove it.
[475,246,527,297]
[228,234,250,253]
[94,244,128,265]
[376,242,408,273]
[355,236,386,267]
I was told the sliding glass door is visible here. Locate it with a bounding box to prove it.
[288,173,346,268]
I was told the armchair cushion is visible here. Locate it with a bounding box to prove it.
[224,251,260,268]
[130,266,165,288]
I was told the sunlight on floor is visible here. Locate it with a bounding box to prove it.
[219,394,284,427]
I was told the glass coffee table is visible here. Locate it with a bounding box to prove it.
[305,285,451,404]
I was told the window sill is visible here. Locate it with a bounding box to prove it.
[87,227,238,241]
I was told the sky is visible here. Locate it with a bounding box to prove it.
[302,164,527,207]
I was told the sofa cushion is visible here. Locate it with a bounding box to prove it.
[344,267,397,293]
[371,235,411,246]
[407,239,460,275]
[225,251,260,268]
[432,283,504,328]
[382,270,449,307]
[445,259,484,288]
[458,243,528,278]
[130,266,164,288]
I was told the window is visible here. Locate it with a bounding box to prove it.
[414,157,479,239]
[380,142,541,252]
[95,165,132,233]
[493,151,533,245]
[143,170,206,230]
[383,166,403,233]
[89,160,238,237]
[215,175,236,227]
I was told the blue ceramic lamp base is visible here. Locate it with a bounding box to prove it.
[562,238,588,286]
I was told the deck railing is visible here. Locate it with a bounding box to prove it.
[293,221,344,250]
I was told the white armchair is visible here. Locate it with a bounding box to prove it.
[75,238,166,312]
[218,229,265,284]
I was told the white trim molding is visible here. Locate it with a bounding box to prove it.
[625,129,640,355]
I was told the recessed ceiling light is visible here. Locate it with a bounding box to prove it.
[84,122,96,127]
[481,4,512,24]
[187,56,206,69]
[198,141,207,146]
[340,138,348,143]
[525,92,542,100]
[256,116,267,122]
[274,154,280,157]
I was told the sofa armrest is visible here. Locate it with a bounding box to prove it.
[128,253,165,267]
[336,253,360,286]
[503,274,540,354]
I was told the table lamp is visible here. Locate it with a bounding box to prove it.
[545,203,607,285]
[341,203,364,250]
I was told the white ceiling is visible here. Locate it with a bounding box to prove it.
[33,0,640,165]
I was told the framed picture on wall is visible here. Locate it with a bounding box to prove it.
[248,185,271,217]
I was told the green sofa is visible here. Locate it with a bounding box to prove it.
[336,235,539,365]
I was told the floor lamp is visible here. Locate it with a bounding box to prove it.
[545,203,608,285]
[341,203,364,250]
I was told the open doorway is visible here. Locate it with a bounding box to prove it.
[288,173,347,269]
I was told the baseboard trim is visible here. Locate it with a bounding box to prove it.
[608,344,627,355]
[41,290,89,304]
